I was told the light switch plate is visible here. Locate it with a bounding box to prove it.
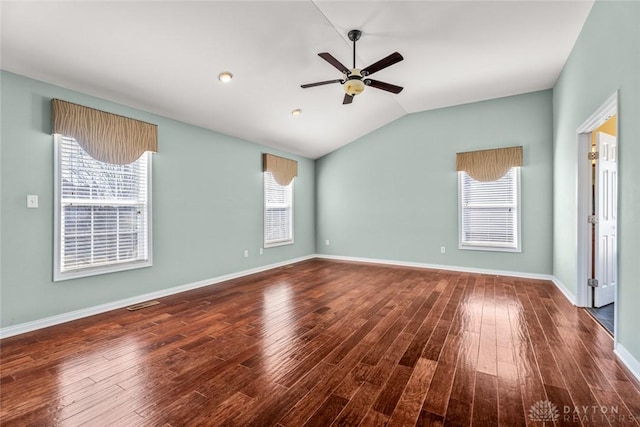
[27,195,39,208]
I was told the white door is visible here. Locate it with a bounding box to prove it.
[593,132,617,307]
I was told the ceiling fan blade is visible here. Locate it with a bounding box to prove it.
[361,52,403,76]
[301,79,343,89]
[343,93,354,105]
[365,79,403,94]
[318,52,350,74]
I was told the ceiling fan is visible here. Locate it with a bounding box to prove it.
[301,29,404,105]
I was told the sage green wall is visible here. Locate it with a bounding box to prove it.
[316,90,553,275]
[0,71,315,328]
[552,2,640,359]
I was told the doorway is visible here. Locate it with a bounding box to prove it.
[576,92,618,336]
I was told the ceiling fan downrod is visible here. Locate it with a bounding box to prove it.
[348,29,362,70]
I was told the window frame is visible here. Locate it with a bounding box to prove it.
[263,171,294,248]
[53,134,153,281]
[458,167,521,253]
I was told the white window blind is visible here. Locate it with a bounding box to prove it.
[264,171,293,247]
[458,167,521,252]
[54,135,152,280]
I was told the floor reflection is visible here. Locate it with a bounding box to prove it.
[261,282,296,378]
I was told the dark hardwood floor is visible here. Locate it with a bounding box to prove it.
[1,259,639,426]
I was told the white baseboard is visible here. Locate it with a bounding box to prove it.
[550,276,577,305]
[0,255,315,339]
[614,342,640,383]
[316,253,554,281]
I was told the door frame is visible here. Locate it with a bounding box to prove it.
[575,92,618,323]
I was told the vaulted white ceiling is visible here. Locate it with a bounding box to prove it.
[1,1,593,159]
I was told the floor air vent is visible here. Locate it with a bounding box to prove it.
[126,301,160,311]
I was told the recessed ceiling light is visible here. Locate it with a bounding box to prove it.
[218,71,233,83]
[291,109,302,116]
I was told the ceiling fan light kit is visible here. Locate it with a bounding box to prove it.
[344,74,365,96]
[301,29,403,105]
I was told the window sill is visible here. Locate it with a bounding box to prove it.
[459,244,521,253]
[54,260,152,282]
[264,240,294,249]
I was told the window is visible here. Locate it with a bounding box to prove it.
[264,171,293,247]
[458,167,521,252]
[54,135,152,280]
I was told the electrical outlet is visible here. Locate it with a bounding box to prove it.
[259,248,263,255]
[244,249,249,258]
[325,240,330,246]
[440,246,446,254]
